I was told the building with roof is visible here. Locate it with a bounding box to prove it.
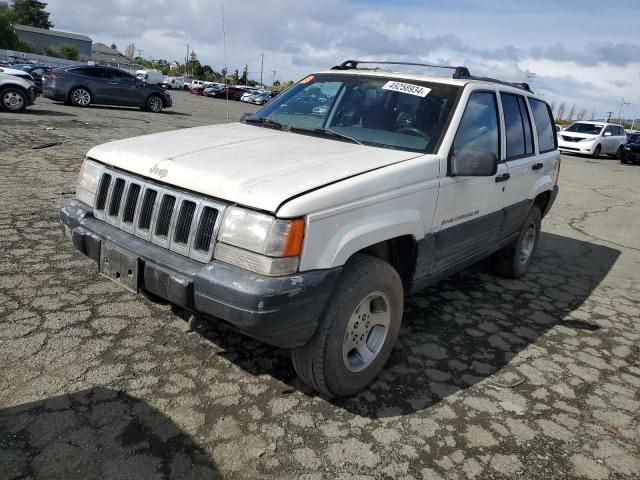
[90,42,144,71]
[14,25,92,58]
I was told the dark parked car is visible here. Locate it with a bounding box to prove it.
[619,133,640,165]
[11,64,50,93]
[213,86,249,101]
[43,66,172,113]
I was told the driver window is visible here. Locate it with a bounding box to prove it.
[453,91,500,159]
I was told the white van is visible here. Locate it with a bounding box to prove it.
[135,69,164,85]
[558,121,627,158]
[164,76,184,90]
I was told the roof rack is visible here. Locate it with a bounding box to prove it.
[453,70,533,92]
[330,60,533,93]
[331,60,471,79]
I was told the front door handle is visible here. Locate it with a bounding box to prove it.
[495,173,511,183]
[532,163,544,170]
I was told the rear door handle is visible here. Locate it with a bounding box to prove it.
[532,163,544,170]
[495,173,511,183]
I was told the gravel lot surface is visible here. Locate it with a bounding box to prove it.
[1,92,639,480]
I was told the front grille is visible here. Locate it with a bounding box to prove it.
[93,168,225,262]
[561,135,582,143]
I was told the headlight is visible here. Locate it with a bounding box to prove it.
[76,158,104,208]
[214,206,305,276]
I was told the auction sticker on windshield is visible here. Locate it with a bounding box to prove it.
[382,81,431,97]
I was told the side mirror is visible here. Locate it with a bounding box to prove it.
[450,149,498,177]
[240,112,253,123]
[604,131,612,137]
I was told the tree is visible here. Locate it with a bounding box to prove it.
[11,0,53,29]
[232,68,239,84]
[240,63,248,85]
[590,109,596,120]
[220,67,227,80]
[125,42,135,59]
[58,43,77,60]
[549,102,556,116]
[576,109,586,121]
[110,43,117,50]
[556,102,566,121]
[566,104,576,122]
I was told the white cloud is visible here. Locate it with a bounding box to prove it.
[45,0,640,116]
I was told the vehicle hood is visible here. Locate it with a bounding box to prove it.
[624,142,640,152]
[87,122,422,214]
[0,72,32,88]
[559,132,599,140]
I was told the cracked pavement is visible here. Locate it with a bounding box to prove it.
[1,93,639,479]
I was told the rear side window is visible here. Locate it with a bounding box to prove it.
[70,67,103,78]
[616,126,625,136]
[529,98,557,153]
[453,91,500,159]
[501,93,534,159]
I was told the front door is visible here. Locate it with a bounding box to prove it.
[432,90,506,273]
[103,68,140,106]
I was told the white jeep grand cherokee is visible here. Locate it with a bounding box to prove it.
[60,60,560,397]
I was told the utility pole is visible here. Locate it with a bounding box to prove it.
[606,112,614,122]
[618,98,630,125]
[136,49,143,59]
[185,43,189,77]
[260,53,264,86]
[271,70,276,87]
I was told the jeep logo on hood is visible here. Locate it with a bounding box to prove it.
[149,165,168,178]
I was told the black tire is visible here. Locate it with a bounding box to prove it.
[0,87,28,112]
[492,205,542,279]
[69,87,92,107]
[291,254,404,398]
[146,94,163,113]
[592,145,601,158]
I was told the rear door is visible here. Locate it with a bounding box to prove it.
[70,67,109,101]
[497,92,541,239]
[432,89,507,272]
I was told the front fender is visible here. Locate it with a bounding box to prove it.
[300,205,426,271]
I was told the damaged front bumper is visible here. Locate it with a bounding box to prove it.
[59,200,340,348]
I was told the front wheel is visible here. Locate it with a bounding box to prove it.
[492,205,542,279]
[592,145,601,158]
[146,94,163,113]
[291,254,404,398]
[0,87,28,112]
[69,87,91,107]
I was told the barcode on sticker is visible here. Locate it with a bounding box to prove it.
[382,81,431,97]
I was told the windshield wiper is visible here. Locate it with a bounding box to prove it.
[245,116,290,131]
[313,128,363,145]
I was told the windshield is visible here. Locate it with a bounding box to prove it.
[627,133,640,144]
[248,74,461,153]
[565,122,603,135]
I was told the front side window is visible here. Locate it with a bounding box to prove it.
[248,74,461,153]
[501,93,534,159]
[529,98,557,153]
[565,122,603,135]
[452,91,499,158]
[106,69,135,82]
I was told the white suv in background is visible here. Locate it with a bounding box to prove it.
[558,121,627,158]
[60,60,560,397]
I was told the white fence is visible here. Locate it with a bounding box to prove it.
[0,49,143,74]
[0,49,86,68]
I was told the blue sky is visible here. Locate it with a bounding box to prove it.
[46,0,640,119]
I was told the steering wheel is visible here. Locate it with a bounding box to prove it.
[395,127,429,139]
